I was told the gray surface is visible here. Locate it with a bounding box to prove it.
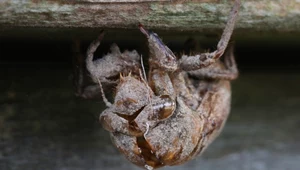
[0,65,300,170]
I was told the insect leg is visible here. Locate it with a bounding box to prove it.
[188,46,238,80]
[179,0,240,71]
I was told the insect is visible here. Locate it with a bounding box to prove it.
[76,0,240,169]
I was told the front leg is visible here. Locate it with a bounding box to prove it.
[179,0,240,71]
[100,107,144,136]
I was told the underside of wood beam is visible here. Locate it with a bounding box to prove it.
[0,0,299,32]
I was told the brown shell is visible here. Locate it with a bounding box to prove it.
[104,79,231,169]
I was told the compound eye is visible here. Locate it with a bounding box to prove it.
[153,95,175,120]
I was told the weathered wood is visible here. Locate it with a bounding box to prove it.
[0,0,299,32]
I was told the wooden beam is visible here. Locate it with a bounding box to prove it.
[0,0,299,32]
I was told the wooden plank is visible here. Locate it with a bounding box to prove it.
[0,0,299,32]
